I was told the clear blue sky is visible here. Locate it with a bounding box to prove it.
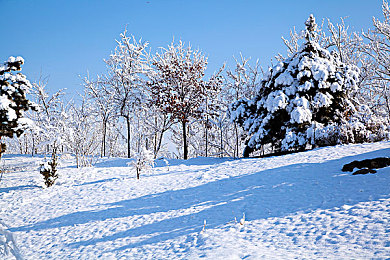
[0,0,382,96]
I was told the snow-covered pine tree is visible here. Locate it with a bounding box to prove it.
[231,15,360,157]
[0,56,35,157]
[39,149,58,187]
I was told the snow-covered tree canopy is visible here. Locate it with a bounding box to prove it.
[148,40,223,159]
[361,0,390,118]
[148,41,212,123]
[104,30,151,158]
[231,15,360,156]
[0,56,35,138]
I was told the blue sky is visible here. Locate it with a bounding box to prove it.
[0,0,383,96]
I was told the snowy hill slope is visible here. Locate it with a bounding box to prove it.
[1,142,390,259]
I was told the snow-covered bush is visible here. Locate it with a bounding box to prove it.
[231,15,361,156]
[40,151,58,187]
[131,147,155,179]
[347,105,390,142]
[65,94,100,168]
[0,56,35,157]
[305,104,390,147]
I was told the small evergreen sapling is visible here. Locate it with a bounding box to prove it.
[40,149,58,187]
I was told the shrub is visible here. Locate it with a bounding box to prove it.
[40,152,58,187]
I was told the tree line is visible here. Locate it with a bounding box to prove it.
[2,2,390,164]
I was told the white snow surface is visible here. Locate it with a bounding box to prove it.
[1,142,390,259]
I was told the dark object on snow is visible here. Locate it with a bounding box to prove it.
[342,157,390,172]
[352,168,377,175]
[342,157,390,175]
[370,157,390,168]
[0,143,6,158]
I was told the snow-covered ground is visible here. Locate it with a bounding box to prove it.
[1,142,390,259]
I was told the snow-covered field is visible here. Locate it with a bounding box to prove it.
[1,142,390,259]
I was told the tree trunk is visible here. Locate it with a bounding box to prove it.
[25,135,28,154]
[384,86,390,121]
[205,117,208,157]
[220,123,223,157]
[0,136,3,160]
[153,117,158,157]
[126,116,131,158]
[234,123,239,158]
[182,120,188,160]
[243,145,254,158]
[312,122,317,149]
[154,116,170,159]
[154,134,158,158]
[32,132,35,157]
[136,116,141,154]
[76,149,79,168]
[155,131,165,159]
[102,120,107,157]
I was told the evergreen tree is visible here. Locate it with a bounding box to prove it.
[231,15,360,157]
[0,56,35,156]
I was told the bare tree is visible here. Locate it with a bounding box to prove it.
[66,94,100,167]
[225,54,261,157]
[30,79,68,156]
[143,106,173,158]
[84,74,116,157]
[105,29,150,158]
[362,0,390,119]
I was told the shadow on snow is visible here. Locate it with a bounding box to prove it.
[92,156,235,168]
[0,184,38,194]
[10,148,390,252]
